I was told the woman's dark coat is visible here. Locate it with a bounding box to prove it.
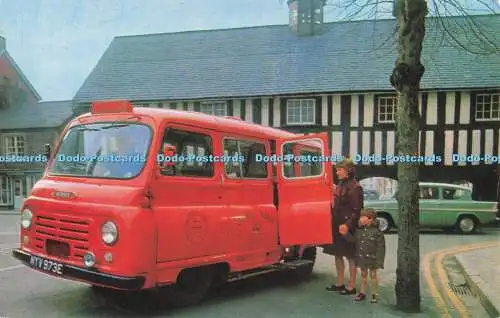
[323,177,363,258]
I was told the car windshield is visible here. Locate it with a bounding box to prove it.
[48,122,152,179]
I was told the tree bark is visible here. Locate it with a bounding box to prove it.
[390,0,427,313]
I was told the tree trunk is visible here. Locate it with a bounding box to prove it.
[390,0,427,312]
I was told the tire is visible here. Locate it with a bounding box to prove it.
[376,214,392,233]
[456,216,477,234]
[292,247,317,280]
[163,266,214,307]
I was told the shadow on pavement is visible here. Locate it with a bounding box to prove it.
[83,270,324,316]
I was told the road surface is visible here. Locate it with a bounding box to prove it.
[0,214,497,317]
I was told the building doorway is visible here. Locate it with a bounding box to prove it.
[13,178,23,209]
[0,176,12,206]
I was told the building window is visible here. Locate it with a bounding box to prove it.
[200,101,227,116]
[475,93,500,121]
[377,96,398,123]
[4,135,25,155]
[286,99,315,125]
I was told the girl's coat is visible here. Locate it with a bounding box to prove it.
[344,219,386,270]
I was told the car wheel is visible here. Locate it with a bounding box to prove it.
[457,216,477,234]
[376,215,392,233]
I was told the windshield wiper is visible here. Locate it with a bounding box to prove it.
[101,123,131,130]
[76,127,101,131]
[100,116,140,130]
[85,148,102,176]
[53,160,87,174]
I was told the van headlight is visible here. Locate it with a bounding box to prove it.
[101,221,118,245]
[21,209,33,229]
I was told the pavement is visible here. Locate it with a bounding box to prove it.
[0,209,17,215]
[0,211,499,317]
[454,243,500,318]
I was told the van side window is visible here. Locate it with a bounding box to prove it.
[282,140,323,178]
[160,128,214,177]
[223,139,268,179]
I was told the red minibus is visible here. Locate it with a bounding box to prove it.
[12,100,334,306]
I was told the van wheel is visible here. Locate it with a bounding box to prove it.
[292,247,317,280]
[164,266,213,307]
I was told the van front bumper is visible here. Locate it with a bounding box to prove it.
[12,249,145,290]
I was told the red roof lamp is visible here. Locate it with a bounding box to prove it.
[90,100,134,114]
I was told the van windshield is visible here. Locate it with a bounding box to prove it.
[48,122,152,179]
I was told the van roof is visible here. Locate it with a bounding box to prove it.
[77,107,298,139]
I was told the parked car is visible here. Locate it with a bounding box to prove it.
[363,190,379,201]
[364,182,499,234]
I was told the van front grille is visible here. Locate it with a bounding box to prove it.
[33,213,92,260]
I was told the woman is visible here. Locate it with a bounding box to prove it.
[323,157,364,295]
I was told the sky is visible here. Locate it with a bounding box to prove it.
[0,0,498,102]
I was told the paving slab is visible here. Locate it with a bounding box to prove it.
[454,245,500,318]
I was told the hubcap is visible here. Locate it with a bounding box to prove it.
[459,218,474,232]
[377,217,389,232]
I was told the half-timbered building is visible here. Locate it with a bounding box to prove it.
[72,0,500,201]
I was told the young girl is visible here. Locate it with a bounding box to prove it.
[340,208,386,303]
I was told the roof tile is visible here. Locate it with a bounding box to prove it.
[0,100,74,130]
[73,14,500,102]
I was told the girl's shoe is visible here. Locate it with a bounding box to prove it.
[371,294,378,303]
[354,293,366,301]
[340,287,356,295]
[326,284,345,292]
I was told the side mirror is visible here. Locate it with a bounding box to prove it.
[44,144,51,160]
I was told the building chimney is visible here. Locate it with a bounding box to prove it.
[0,36,5,51]
[287,0,326,36]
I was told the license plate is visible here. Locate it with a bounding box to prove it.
[29,255,64,275]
